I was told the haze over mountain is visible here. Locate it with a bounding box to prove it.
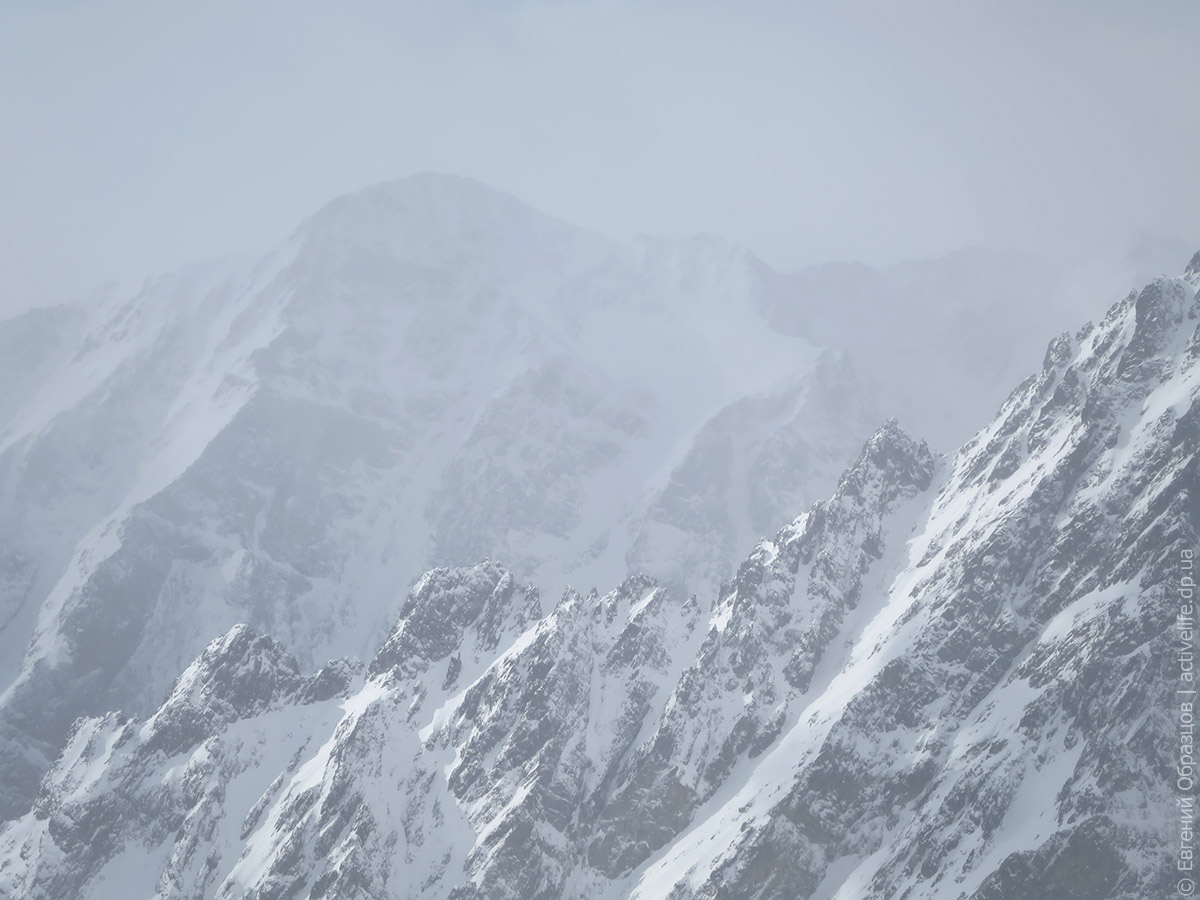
[0,174,1176,823]
[0,175,838,818]
[4,2,1199,318]
[0,174,1194,899]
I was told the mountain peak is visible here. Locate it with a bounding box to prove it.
[139,625,303,756]
[300,172,592,248]
[369,563,539,680]
[291,172,612,289]
[327,171,530,216]
[1185,247,1200,286]
[1122,276,1195,370]
[157,624,301,713]
[849,417,936,494]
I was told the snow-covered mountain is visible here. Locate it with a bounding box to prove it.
[2,243,1195,898]
[0,175,878,820]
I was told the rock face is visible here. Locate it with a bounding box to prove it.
[1,253,1195,899]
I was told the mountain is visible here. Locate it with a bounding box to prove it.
[2,250,1195,898]
[4,175,1096,821]
[0,175,865,819]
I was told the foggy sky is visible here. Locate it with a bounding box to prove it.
[2,0,1198,314]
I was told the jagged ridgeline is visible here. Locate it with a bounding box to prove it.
[0,175,1063,824]
[2,250,1197,898]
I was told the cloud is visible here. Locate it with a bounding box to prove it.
[1,0,1197,314]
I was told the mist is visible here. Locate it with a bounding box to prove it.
[2,4,1200,896]
[2,0,1197,315]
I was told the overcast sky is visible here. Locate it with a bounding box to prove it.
[1,0,1198,313]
